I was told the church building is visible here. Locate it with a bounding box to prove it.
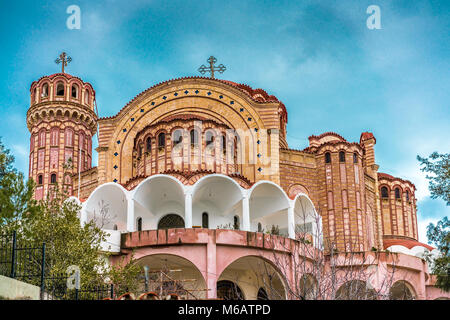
[25,54,449,300]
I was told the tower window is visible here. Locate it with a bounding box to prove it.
[325,152,331,164]
[158,133,165,149]
[406,190,410,201]
[38,174,43,185]
[41,83,49,98]
[395,188,401,199]
[50,173,57,184]
[56,82,65,96]
[71,84,78,98]
[339,151,346,162]
[233,216,240,230]
[258,222,262,233]
[381,186,389,198]
[353,153,358,164]
[202,212,209,228]
[84,90,89,104]
[190,129,198,146]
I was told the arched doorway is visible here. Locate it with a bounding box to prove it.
[335,280,377,300]
[389,281,415,300]
[158,214,185,229]
[135,254,207,300]
[217,280,244,300]
[217,256,287,300]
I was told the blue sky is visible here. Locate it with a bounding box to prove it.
[0,0,448,243]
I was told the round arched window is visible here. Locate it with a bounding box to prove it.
[158,214,185,229]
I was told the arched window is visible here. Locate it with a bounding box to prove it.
[65,127,74,146]
[50,128,59,146]
[395,188,401,199]
[146,137,152,152]
[39,129,46,147]
[233,216,240,230]
[41,83,49,98]
[205,131,214,146]
[38,174,43,185]
[56,82,65,96]
[71,84,78,98]
[217,280,244,300]
[353,152,358,164]
[257,288,268,300]
[406,190,410,201]
[113,224,118,231]
[222,135,226,153]
[158,214,185,229]
[84,90,89,104]
[339,151,346,162]
[172,130,183,146]
[137,217,142,231]
[381,186,389,198]
[325,152,331,164]
[50,173,57,184]
[158,133,165,149]
[138,144,142,158]
[202,212,209,228]
[258,222,262,233]
[190,129,198,146]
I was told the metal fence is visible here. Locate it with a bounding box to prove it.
[0,231,115,300]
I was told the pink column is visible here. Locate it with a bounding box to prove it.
[206,235,217,299]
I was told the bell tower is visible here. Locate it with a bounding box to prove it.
[26,52,98,200]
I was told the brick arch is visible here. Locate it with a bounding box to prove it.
[106,83,267,183]
[287,183,310,199]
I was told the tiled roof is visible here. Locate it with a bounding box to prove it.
[378,172,416,189]
[98,77,287,121]
[360,131,376,143]
[383,238,434,251]
[308,132,347,142]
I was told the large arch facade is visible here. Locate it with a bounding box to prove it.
[97,79,282,187]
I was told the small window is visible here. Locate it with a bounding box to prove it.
[137,217,142,231]
[202,212,209,228]
[190,129,198,146]
[258,222,262,233]
[158,133,165,149]
[146,137,152,152]
[222,136,226,153]
[233,216,240,230]
[41,83,49,98]
[50,173,57,184]
[56,82,65,96]
[406,190,410,201]
[138,145,142,158]
[339,151,345,162]
[172,130,183,146]
[395,188,401,199]
[84,90,89,104]
[325,152,331,164]
[381,186,389,198]
[206,131,214,146]
[71,84,78,98]
[113,224,118,231]
[353,153,358,164]
[38,174,43,185]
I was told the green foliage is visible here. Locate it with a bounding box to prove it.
[417,152,450,205]
[0,138,38,233]
[107,253,143,296]
[426,216,450,292]
[0,138,143,295]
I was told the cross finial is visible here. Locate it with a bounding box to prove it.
[198,56,226,79]
[55,52,72,73]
